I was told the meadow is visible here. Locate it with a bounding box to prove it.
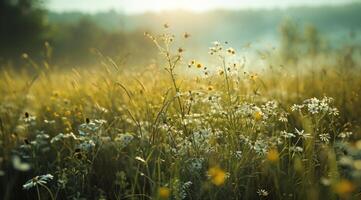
[0,26,361,200]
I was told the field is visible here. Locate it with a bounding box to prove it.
[1,26,361,200]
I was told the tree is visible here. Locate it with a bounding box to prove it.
[0,0,48,62]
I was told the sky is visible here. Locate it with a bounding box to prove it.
[46,0,359,14]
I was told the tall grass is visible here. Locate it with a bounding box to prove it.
[0,26,360,200]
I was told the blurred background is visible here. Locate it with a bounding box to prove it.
[0,0,361,68]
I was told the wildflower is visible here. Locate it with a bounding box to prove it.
[219,70,224,76]
[289,146,303,153]
[135,156,146,164]
[278,113,288,122]
[12,156,31,171]
[23,174,54,190]
[50,132,78,143]
[159,187,170,199]
[329,108,339,116]
[267,149,279,163]
[257,189,269,197]
[163,23,169,28]
[338,131,352,139]
[253,140,268,155]
[53,112,59,117]
[339,156,353,166]
[281,130,296,139]
[333,179,355,197]
[78,119,107,135]
[291,104,304,112]
[227,48,235,54]
[188,158,204,171]
[22,53,29,59]
[295,128,312,139]
[208,166,226,186]
[188,60,195,68]
[196,63,202,68]
[115,133,134,148]
[23,112,36,123]
[235,151,242,159]
[78,140,96,151]
[320,177,331,186]
[207,86,213,91]
[178,48,184,53]
[249,74,258,81]
[44,119,55,124]
[253,111,263,121]
[319,133,331,143]
[304,97,321,114]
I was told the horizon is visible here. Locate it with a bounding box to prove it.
[46,0,359,14]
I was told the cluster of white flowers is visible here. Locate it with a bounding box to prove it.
[338,131,353,139]
[289,146,304,153]
[50,132,78,143]
[171,179,193,200]
[261,101,278,117]
[114,132,134,149]
[253,139,269,156]
[187,158,205,172]
[23,113,36,124]
[78,119,107,136]
[78,139,96,151]
[281,130,296,139]
[291,97,339,116]
[209,41,223,55]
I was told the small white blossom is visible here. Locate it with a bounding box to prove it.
[281,130,295,139]
[319,133,331,143]
[23,174,54,190]
[338,131,352,139]
[295,128,312,139]
[12,156,31,172]
[257,189,269,197]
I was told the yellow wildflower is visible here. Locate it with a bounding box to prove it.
[64,110,71,116]
[158,187,170,199]
[333,179,355,197]
[253,111,263,121]
[267,149,279,163]
[208,166,226,186]
[250,74,258,81]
